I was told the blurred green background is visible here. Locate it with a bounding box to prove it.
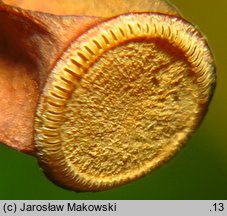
[0,0,226,199]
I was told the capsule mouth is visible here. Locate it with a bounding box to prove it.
[35,13,215,191]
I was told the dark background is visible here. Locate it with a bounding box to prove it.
[0,0,226,199]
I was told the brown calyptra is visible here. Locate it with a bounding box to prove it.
[0,0,216,191]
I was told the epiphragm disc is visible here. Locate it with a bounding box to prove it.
[35,13,216,191]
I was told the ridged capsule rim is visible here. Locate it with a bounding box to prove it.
[35,13,215,191]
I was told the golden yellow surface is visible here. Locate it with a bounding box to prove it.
[35,13,215,191]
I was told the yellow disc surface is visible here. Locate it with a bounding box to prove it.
[35,13,215,191]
